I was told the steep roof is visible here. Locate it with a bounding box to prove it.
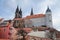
[25,14,45,19]
[46,7,51,12]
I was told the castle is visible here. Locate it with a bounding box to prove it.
[0,6,60,40]
[13,6,53,28]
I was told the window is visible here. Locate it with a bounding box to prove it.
[49,20,52,22]
[41,25,47,27]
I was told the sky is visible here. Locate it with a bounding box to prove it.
[0,0,60,31]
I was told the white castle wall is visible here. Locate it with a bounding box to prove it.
[30,17,46,27]
[45,12,53,28]
[24,17,46,27]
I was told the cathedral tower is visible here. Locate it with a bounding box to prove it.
[45,7,53,28]
[13,6,24,28]
[15,6,22,18]
[15,6,19,18]
[30,8,33,15]
[19,8,22,18]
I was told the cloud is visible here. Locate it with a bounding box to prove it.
[41,0,57,6]
[39,0,57,13]
[52,10,60,30]
[5,0,17,9]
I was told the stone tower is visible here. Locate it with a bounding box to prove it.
[15,6,22,18]
[13,6,25,28]
[45,7,53,28]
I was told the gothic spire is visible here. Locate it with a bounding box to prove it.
[46,6,51,13]
[15,6,20,18]
[15,6,19,13]
[19,8,22,18]
[30,8,33,15]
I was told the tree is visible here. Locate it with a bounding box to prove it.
[17,29,27,40]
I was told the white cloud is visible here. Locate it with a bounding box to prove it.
[37,0,58,13]
[51,7,60,31]
[41,0,57,6]
[53,10,60,29]
[5,0,17,9]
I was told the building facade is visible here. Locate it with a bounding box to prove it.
[0,20,11,39]
[13,6,53,28]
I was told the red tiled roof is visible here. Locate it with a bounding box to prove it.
[14,18,23,20]
[13,14,45,20]
[25,14,45,19]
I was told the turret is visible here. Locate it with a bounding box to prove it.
[46,7,51,13]
[45,6,53,28]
